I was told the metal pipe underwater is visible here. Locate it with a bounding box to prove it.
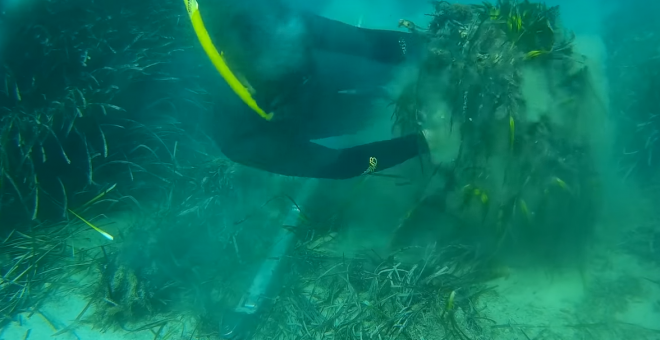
[219,180,317,339]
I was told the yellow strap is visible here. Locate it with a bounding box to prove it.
[183,0,274,121]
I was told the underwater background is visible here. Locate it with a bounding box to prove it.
[0,0,659,339]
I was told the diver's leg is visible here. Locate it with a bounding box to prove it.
[219,125,428,179]
[315,132,429,179]
[302,12,425,65]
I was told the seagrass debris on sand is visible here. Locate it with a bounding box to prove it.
[0,218,107,326]
[253,243,501,340]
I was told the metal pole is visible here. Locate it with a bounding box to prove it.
[220,180,317,339]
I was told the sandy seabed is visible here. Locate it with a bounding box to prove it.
[1,219,659,340]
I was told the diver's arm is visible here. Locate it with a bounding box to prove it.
[219,128,428,179]
[303,13,424,64]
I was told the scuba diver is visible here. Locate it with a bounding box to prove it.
[189,0,431,179]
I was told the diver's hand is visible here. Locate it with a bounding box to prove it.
[421,113,458,166]
[422,128,443,165]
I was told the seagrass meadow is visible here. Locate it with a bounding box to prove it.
[605,0,660,183]
[603,0,660,313]
[0,0,257,336]
[0,0,659,340]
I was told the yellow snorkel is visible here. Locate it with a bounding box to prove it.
[183,0,274,121]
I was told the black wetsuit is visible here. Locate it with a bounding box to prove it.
[202,2,429,179]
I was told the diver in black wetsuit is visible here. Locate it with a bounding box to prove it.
[198,0,430,179]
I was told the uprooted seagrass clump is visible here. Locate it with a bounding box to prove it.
[393,0,607,264]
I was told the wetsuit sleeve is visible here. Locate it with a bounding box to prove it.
[302,13,424,64]
[220,127,428,179]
